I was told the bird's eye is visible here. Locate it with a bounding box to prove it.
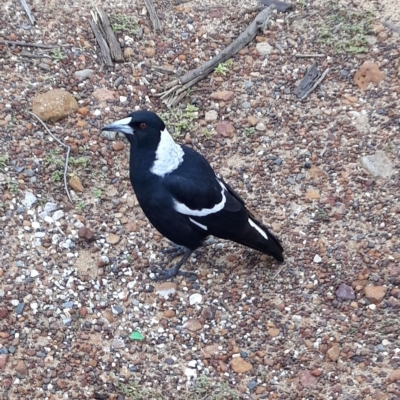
[140,122,147,129]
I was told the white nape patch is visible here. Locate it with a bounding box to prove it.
[150,128,184,177]
[174,180,226,217]
[103,117,133,135]
[189,218,208,231]
[248,219,268,241]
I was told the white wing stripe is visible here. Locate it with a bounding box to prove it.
[189,218,208,230]
[248,219,268,240]
[174,180,226,217]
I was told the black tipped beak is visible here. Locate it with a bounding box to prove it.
[102,117,134,135]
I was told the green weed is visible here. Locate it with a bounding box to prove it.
[76,201,86,210]
[110,15,138,35]
[51,48,64,61]
[161,104,199,138]
[192,375,240,400]
[0,155,9,170]
[93,188,102,198]
[45,151,64,167]
[202,127,214,140]
[244,127,256,137]
[317,8,374,54]
[6,177,18,193]
[52,170,63,182]
[69,157,88,167]
[116,381,162,400]
[214,59,234,76]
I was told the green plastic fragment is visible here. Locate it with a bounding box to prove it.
[129,331,144,341]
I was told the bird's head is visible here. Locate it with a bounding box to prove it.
[101,110,166,144]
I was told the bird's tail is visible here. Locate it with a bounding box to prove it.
[239,217,284,262]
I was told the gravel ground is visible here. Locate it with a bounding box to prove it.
[1,0,400,399]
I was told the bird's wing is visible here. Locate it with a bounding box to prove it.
[164,172,242,216]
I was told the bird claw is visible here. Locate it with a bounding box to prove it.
[160,244,187,261]
[150,266,197,281]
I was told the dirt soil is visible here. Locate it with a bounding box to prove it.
[0,0,400,399]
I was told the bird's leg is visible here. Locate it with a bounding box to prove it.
[150,248,196,280]
[160,242,187,261]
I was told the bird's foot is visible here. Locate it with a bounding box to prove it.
[160,243,187,261]
[150,265,197,281]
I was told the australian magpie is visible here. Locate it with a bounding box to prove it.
[102,110,284,279]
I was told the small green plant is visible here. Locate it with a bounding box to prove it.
[314,208,329,221]
[202,127,214,140]
[192,375,240,400]
[6,177,18,193]
[45,151,64,167]
[0,155,9,170]
[116,381,162,400]
[244,127,256,137]
[76,201,86,210]
[297,0,308,8]
[51,48,64,61]
[69,157,88,167]
[161,104,199,138]
[110,15,138,35]
[317,8,373,54]
[347,327,358,336]
[214,59,234,76]
[93,188,102,198]
[52,170,63,182]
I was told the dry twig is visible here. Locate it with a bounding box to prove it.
[20,0,35,25]
[0,40,58,49]
[144,0,161,31]
[299,68,329,100]
[158,5,275,106]
[383,21,400,34]
[295,53,325,58]
[89,19,113,67]
[94,7,124,62]
[272,264,286,279]
[27,111,73,203]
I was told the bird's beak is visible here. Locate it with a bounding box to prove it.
[102,117,134,135]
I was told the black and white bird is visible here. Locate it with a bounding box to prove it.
[102,110,283,279]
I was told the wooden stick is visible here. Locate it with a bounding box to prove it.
[295,53,326,58]
[89,19,113,67]
[150,65,176,74]
[0,40,58,49]
[299,68,330,100]
[383,21,400,34]
[158,5,275,106]
[95,7,124,62]
[20,0,35,25]
[181,6,274,85]
[20,49,51,58]
[26,111,73,204]
[144,0,161,31]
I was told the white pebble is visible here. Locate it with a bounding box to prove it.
[30,302,38,310]
[30,270,40,278]
[368,304,376,310]
[187,360,197,368]
[44,215,54,224]
[52,210,65,221]
[184,367,197,379]
[189,293,203,305]
[31,221,41,230]
[313,254,322,263]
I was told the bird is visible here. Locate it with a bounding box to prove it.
[102,110,284,280]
